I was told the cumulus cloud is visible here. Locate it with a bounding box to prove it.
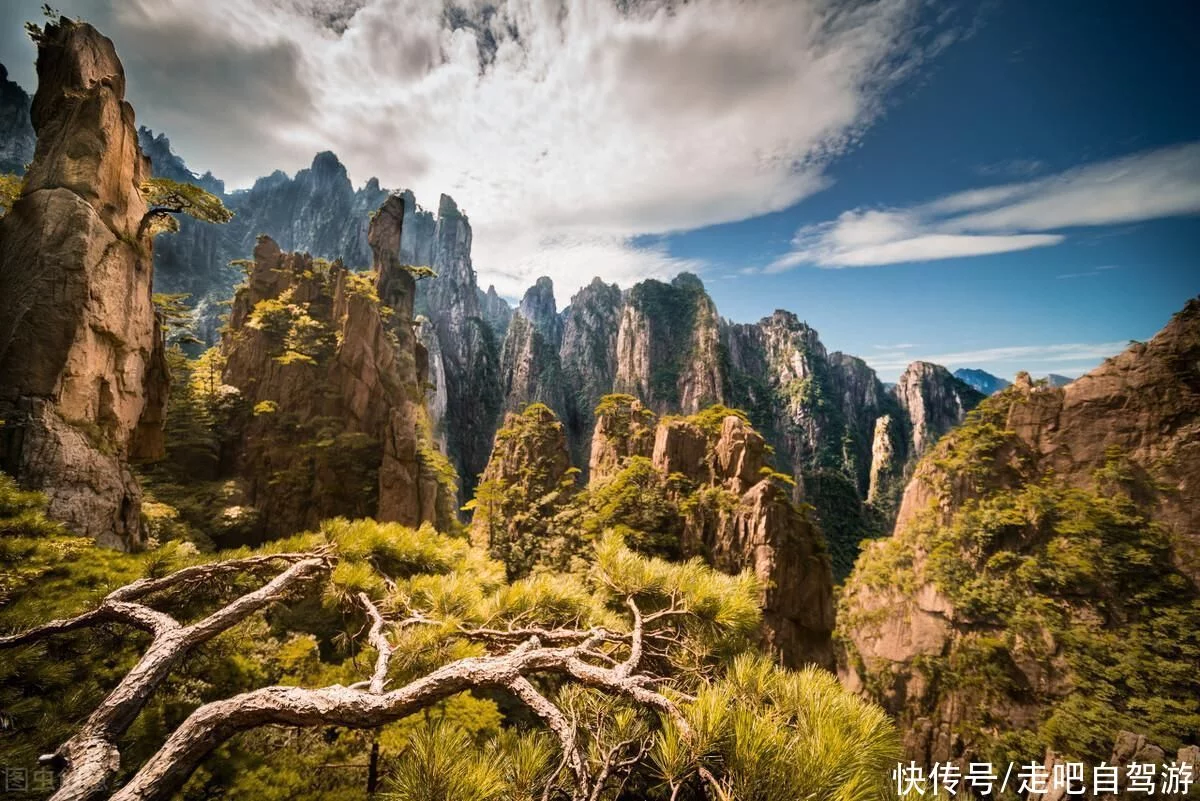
[771,141,1200,270]
[0,0,952,299]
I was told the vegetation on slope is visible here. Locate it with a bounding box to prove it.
[841,390,1200,766]
[1,472,900,800]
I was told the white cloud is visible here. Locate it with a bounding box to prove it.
[863,341,1130,374]
[1056,264,1120,280]
[772,142,1200,269]
[0,0,952,300]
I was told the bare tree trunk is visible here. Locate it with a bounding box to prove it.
[0,552,331,801]
[6,555,695,801]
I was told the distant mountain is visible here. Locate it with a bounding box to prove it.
[1042,373,1074,387]
[953,367,1011,395]
[0,64,34,173]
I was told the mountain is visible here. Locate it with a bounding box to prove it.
[953,367,1012,395]
[470,399,836,668]
[839,298,1200,767]
[0,64,34,173]
[0,21,167,549]
[475,275,982,580]
[1042,372,1074,387]
[0,66,982,566]
[152,195,458,543]
[139,129,389,344]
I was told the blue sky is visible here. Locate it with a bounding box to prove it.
[1,0,1197,382]
[672,0,1200,380]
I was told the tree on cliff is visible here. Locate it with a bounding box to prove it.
[1,485,899,801]
[139,176,233,236]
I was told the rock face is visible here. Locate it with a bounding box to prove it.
[614,274,724,414]
[214,196,457,540]
[588,394,656,482]
[839,299,1200,768]
[446,269,976,576]
[499,280,569,424]
[0,64,34,174]
[478,284,514,342]
[652,413,836,667]
[560,278,624,467]
[412,194,504,500]
[0,19,167,549]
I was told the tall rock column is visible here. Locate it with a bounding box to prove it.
[0,18,166,549]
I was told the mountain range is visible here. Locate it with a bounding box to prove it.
[0,22,1196,793]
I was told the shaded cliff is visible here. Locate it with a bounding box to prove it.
[138,132,389,346]
[0,64,34,174]
[839,298,1200,768]
[471,396,835,668]
[499,278,570,425]
[560,278,624,467]
[412,195,504,500]
[0,19,167,549]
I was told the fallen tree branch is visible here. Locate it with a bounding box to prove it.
[107,630,686,801]
[21,553,334,801]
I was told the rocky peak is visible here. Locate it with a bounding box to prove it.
[893,360,984,457]
[478,284,513,341]
[614,274,724,414]
[469,403,576,580]
[408,191,502,501]
[588,394,656,482]
[0,18,166,548]
[308,150,347,180]
[518,276,562,345]
[397,188,436,268]
[474,399,834,666]
[953,367,1011,395]
[214,199,458,541]
[138,126,224,193]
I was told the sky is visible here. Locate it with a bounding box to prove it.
[1,0,1198,382]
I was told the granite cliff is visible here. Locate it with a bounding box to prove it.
[839,298,1200,768]
[154,195,458,543]
[477,274,982,579]
[0,19,167,549]
[470,397,836,668]
[139,133,388,345]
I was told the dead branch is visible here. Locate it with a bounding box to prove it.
[6,553,334,801]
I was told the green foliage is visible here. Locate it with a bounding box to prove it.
[654,655,902,801]
[140,176,234,234]
[469,405,579,579]
[387,721,506,801]
[4,497,898,800]
[804,470,886,583]
[0,172,23,215]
